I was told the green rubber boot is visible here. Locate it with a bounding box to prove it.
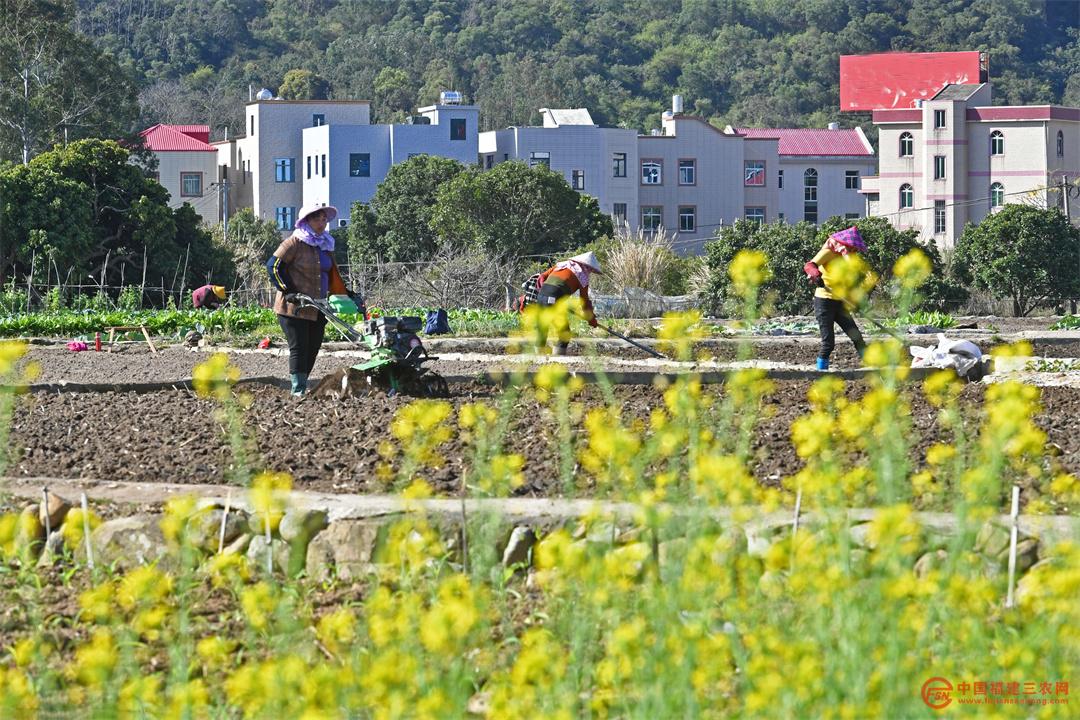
[290,373,308,395]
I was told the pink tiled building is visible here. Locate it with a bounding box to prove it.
[861,83,1080,246]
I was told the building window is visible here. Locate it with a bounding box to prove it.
[990,130,1004,156]
[250,114,255,136]
[350,153,370,177]
[934,200,946,234]
[275,207,296,230]
[274,158,295,183]
[899,183,914,209]
[744,160,765,186]
[804,168,818,223]
[485,155,494,169]
[613,152,627,178]
[990,182,1005,208]
[845,170,860,189]
[934,109,946,129]
[306,156,311,180]
[641,206,662,231]
[612,203,627,222]
[321,154,327,178]
[571,169,585,190]
[678,206,696,232]
[745,207,765,225]
[529,151,550,168]
[1057,130,1064,157]
[678,159,696,185]
[312,114,326,127]
[934,155,946,180]
[899,132,913,157]
[450,118,466,141]
[641,160,662,185]
[778,169,784,189]
[180,172,202,197]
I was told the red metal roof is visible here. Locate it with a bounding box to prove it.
[139,124,216,152]
[734,127,873,156]
[170,125,211,143]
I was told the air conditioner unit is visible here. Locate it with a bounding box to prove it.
[338,219,348,228]
[406,115,431,125]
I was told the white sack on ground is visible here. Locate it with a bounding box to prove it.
[910,333,984,379]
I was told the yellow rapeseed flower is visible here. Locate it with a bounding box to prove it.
[192,352,240,400]
[249,471,291,533]
[728,249,772,299]
[892,248,932,290]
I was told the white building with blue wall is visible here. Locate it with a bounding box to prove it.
[302,101,479,228]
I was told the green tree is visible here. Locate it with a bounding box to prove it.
[373,67,415,123]
[348,155,467,263]
[0,0,137,164]
[0,162,95,275]
[430,161,613,259]
[278,68,330,100]
[816,215,967,311]
[208,208,278,290]
[952,205,1080,316]
[701,220,821,316]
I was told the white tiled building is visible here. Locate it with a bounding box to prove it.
[861,83,1080,246]
[480,101,874,254]
[138,124,220,217]
[214,97,481,232]
[731,127,876,225]
[479,108,639,232]
[303,102,479,227]
[216,99,371,230]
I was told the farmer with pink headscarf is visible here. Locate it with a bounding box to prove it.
[266,204,353,395]
[804,227,868,371]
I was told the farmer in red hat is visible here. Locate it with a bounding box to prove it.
[804,227,868,371]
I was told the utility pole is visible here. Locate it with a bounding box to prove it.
[1065,175,1075,314]
[219,178,231,235]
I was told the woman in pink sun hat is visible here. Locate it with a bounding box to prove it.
[266,204,356,395]
[803,226,868,371]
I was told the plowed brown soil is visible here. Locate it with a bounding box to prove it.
[12,379,1080,498]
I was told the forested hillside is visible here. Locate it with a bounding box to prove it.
[2,1,1077,163]
[80,0,1079,132]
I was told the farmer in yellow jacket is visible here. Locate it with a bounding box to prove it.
[803,227,868,370]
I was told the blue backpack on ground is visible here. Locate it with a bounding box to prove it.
[424,309,451,335]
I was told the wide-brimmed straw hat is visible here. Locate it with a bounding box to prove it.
[570,251,602,273]
[296,204,339,228]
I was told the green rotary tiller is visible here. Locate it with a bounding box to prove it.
[289,293,450,398]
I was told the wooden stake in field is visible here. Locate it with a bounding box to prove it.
[264,511,273,575]
[81,493,95,570]
[218,492,232,555]
[1006,485,1020,608]
[41,487,51,537]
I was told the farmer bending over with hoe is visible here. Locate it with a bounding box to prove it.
[192,284,225,309]
[533,251,602,355]
[804,227,868,371]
